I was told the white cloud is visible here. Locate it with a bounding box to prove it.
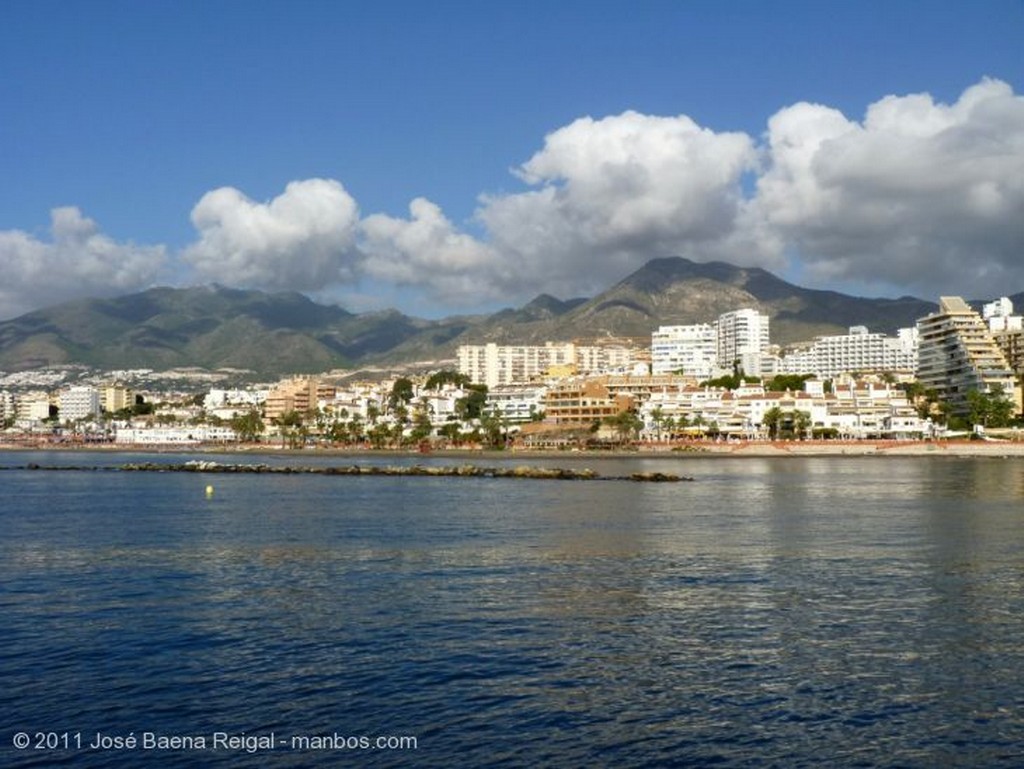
[478,111,762,297]
[0,207,166,319]
[5,78,1023,321]
[360,198,503,302]
[183,178,362,291]
[752,77,1024,298]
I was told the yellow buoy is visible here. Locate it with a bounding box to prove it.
[205,485,214,497]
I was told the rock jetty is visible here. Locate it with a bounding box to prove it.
[111,461,692,482]
[13,460,692,482]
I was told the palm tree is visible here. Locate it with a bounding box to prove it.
[762,406,783,440]
[650,406,666,442]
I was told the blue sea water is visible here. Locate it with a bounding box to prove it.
[1,451,1023,767]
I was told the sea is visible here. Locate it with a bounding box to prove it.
[1,450,1022,768]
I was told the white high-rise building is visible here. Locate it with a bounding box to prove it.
[715,308,770,376]
[983,297,1023,333]
[457,341,645,387]
[651,324,718,377]
[917,296,1017,417]
[59,386,101,422]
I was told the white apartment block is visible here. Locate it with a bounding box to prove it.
[485,385,548,423]
[59,386,102,422]
[0,390,14,421]
[983,296,1023,332]
[639,382,926,440]
[917,296,1018,416]
[651,324,718,377]
[716,308,770,373]
[114,425,238,445]
[458,341,645,387]
[778,326,918,378]
[17,392,52,423]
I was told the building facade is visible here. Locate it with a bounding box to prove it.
[458,341,646,387]
[59,386,102,422]
[778,326,918,378]
[916,296,1018,416]
[651,324,718,377]
[716,308,770,374]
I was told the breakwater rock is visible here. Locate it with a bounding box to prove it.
[103,461,692,482]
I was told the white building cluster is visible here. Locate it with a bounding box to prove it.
[777,326,918,379]
[639,380,928,440]
[651,308,770,377]
[4,296,1023,446]
[457,339,647,387]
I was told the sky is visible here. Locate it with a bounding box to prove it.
[1,0,1022,321]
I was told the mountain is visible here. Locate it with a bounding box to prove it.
[0,285,458,376]
[0,257,982,377]
[452,257,938,347]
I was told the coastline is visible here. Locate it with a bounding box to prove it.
[2,439,1024,458]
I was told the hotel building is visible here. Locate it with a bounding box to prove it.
[916,296,1018,417]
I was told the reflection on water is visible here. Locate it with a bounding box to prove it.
[2,454,1023,767]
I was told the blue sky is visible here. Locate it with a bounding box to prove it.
[1,0,1022,319]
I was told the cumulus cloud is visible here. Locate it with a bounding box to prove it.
[6,78,1022,320]
[752,77,1024,298]
[183,178,362,291]
[360,198,503,302]
[478,111,761,296]
[0,207,166,319]
[358,79,1023,306]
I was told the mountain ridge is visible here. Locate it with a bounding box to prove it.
[0,257,1008,378]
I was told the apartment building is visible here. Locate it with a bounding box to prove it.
[778,326,918,378]
[0,390,14,422]
[916,296,1018,416]
[264,377,336,421]
[59,386,102,422]
[543,380,634,426]
[458,340,646,387]
[716,308,770,375]
[651,324,717,377]
[484,385,547,423]
[639,382,925,440]
[101,383,135,414]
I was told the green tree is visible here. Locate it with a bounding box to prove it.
[389,378,415,411]
[967,387,1015,429]
[438,421,463,444]
[604,410,643,444]
[231,409,265,442]
[478,409,507,449]
[793,410,811,440]
[762,406,784,439]
[425,370,471,390]
[649,406,666,441]
[410,408,433,443]
[767,374,812,392]
[455,386,488,420]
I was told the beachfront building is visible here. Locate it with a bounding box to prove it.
[101,383,135,414]
[543,379,634,427]
[59,386,102,422]
[484,385,547,423]
[0,390,14,425]
[777,326,918,379]
[114,424,237,445]
[458,340,647,387]
[716,308,771,376]
[916,297,1018,417]
[638,382,926,441]
[264,377,336,421]
[651,324,718,377]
